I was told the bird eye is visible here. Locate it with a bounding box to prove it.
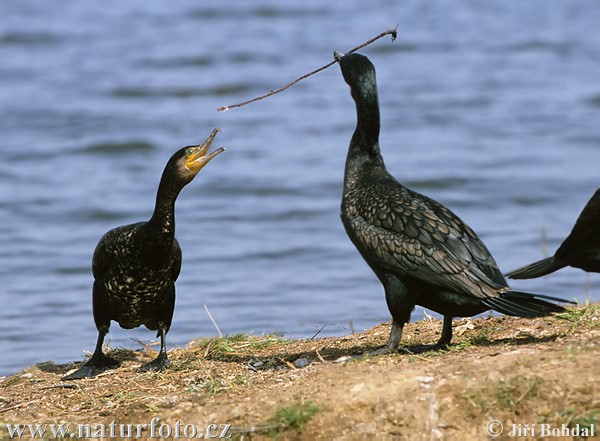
[185,147,194,156]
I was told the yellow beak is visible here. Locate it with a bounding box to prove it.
[185,128,225,172]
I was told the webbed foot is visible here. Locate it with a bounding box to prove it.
[366,344,396,356]
[138,354,170,372]
[62,354,120,380]
[406,342,449,354]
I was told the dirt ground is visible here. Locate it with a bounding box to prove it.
[1,304,598,440]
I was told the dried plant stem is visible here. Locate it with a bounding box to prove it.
[204,304,223,337]
[217,26,398,111]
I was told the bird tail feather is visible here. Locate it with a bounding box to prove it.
[482,290,575,318]
[505,256,566,279]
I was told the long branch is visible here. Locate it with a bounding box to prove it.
[217,26,398,111]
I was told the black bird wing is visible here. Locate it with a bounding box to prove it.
[345,174,508,300]
[555,188,600,259]
[92,223,143,280]
[171,238,182,282]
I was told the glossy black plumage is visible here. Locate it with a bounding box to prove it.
[335,52,573,354]
[507,188,600,279]
[63,129,224,379]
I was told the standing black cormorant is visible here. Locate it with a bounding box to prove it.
[334,52,574,354]
[507,188,600,278]
[63,129,224,380]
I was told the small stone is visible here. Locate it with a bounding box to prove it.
[350,383,366,393]
[416,376,434,383]
[293,358,310,368]
[354,422,377,434]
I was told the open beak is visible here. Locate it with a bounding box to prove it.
[185,128,225,172]
[333,51,345,62]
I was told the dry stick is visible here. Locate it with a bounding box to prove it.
[0,400,39,414]
[315,349,327,364]
[310,323,331,340]
[41,384,79,390]
[204,304,223,337]
[217,26,398,111]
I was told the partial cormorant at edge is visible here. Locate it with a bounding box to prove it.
[507,188,600,279]
[63,129,224,380]
[334,52,574,354]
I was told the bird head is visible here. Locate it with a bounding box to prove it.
[183,128,225,173]
[334,51,378,100]
[169,128,225,185]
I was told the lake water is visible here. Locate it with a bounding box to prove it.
[1,0,599,375]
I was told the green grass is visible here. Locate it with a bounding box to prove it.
[568,409,598,432]
[555,302,600,333]
[169,332,291,372]
[228,400,320,440]
[494,376,543,410]
[468,326,494,346]
[268,401,320,438]
[169,356,202,372]
[556,302,599,320]
[191,333,291,358]
[464,375,544,412]
[540,407,599,431]
[186,375,248,397]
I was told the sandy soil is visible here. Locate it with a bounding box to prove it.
[1,304,598,440]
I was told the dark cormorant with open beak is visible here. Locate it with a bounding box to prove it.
[64,129,224,379]
[507,188,600,279]
[334,52,573,354]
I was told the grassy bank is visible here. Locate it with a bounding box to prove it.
[1,304,598,440]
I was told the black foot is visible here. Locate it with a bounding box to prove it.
[407,342,449,354]
[62,354,120,381]
[366,345,421,356]
[366,320,406,356]
[138,355,170,372]
[90,353,120,368]
[366,345,395,356]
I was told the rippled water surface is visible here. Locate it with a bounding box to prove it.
[1,1,599,375]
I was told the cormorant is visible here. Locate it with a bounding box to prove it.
[63,129,224,380]
[507,188,600,278]
[334,52,574,354]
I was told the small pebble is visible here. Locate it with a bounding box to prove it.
[293,358,310,368]
[333,356,353,364]
[416,376,434,383]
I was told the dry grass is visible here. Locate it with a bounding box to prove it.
[1,304,599,440]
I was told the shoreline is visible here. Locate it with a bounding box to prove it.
[1,303,598,440]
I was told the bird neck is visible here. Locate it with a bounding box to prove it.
[345,91,385,187]
[147,172,183,239]
[352,91,381,153]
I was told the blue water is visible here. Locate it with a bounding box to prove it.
[1,0,599,375]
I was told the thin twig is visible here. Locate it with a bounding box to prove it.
[310,323,332,340]
[315,349,327,364]
[400,348,436,363]
[204,304,223,337]
[278,357,297,370]
[217,26,398,111]
[41,384,79,390]
[0,400,39,414]
[203,339,214,358]
[584,271,591,301]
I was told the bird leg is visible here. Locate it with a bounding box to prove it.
[408,315,453,354]
[139,326,170,372]
[62,329,119,380]
[367,320,404,356]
